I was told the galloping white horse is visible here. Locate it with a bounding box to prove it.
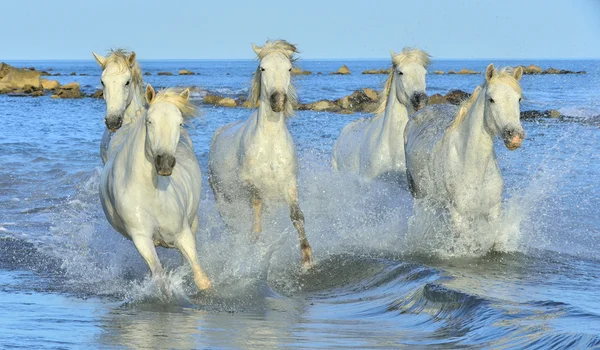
[208,40,313,269]
[92,49,146,164]
[100,85,211,291]
[332,48,430,181]
[404,64,525,234]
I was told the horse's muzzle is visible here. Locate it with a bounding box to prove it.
[411,92,429,111]
[155,154,176,176]
[503,129,525,150]
[269,92,287,113]
[105,115,123,132]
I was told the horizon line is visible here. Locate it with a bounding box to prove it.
[2,57,600,62]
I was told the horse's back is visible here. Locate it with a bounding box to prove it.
[405,104,457,198]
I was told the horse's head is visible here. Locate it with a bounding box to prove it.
[144,85,195,176]
[249,40,298,120]
[93,50,141,132]
[391,48,431,112]
[483,64,525,150]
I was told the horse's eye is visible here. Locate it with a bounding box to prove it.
[288,68,292,72]
[101,81,104,86]
[260,67,265,72]
[146,120,151,124]
[519,98,522,103]
[180,123,183,127]
[398,71,404,75]
[489,98,495,103]
[125,80,130,86]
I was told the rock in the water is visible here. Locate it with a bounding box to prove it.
[521,64,543,74]
[332,65,351,75]
[69,72,76,76]
[291,67,312,75]
[428,93,447,105]
[51,82,81,98]
[448,68,479,75]
[203,94,223,105]
[335,90,376,112]
[445,89,471,104]
[91,89,103,99]
[520,109,563,119]
[0,62,42,94]
[433,70,445,74]
[362,88,379,101]
[40,79,60,90]
[217,98,237,107]
[179,69,194,75]
[362,68,391,75]
[144,72,151,76]
[308,100,342,112]
[157,72,173,76]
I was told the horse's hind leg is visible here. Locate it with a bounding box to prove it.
[287,186,313,269]
[177,228,211,291]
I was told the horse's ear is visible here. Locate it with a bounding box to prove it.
[252,43,262,56]
[485,64,495,82]
[513,66,523,81]
[390,50,397,59]
[145,84,155,104]
[92,52,106,67]
[180,88,190,101]
[127,52,136,67]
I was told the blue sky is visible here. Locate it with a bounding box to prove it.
[3,0,599,60]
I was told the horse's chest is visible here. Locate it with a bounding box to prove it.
[241,141,295,191]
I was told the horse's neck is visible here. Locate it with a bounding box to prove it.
[252,97,288,136]
[124,87,145,123]
[450,92,495,167]
[378,82,409,141]
[121,117,155,185]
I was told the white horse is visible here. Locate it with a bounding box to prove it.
[208,40,313,269]
[332,48,430,182]
[404,64,525,235]
[100,85,211,291]
[92,49,146,164]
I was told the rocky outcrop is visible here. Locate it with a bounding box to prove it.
[448,68,479,75]
[332,65,351,75]
[433,70,445,74]
[299,100,341,112]
[179,69,195,75]
[91,89,103,99]
[157,72,173,76]
[0,62,43,95]
[362,68,391,75]
[291,67,312,75]
[40,79,60,90]
[51,82,81,99]
[217,97,237,107]
[518,64,585,75]
[521,109,562,119]
[144,72,151,76]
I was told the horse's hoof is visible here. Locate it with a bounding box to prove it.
[302,259,315,272]
[195,277,212,291]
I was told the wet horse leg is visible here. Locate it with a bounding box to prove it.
[287,186,313,269]
[176,227,211,290]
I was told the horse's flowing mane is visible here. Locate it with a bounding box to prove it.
[375,48,431,115]
[150,89,197,120]
[103,48,144,98]
[248,40,298,117]
[448,67,522,131]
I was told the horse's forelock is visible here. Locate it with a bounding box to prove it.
[392,48,431,68]
[150,89,197,120]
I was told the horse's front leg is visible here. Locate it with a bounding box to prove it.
[287,186,313,269]
[250,187,262,242]
[176,227,211,291]
[130,232,169,293]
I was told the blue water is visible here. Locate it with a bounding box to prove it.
[0,58,599,348]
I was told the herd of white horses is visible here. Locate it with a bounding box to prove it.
[93,40,525,291]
